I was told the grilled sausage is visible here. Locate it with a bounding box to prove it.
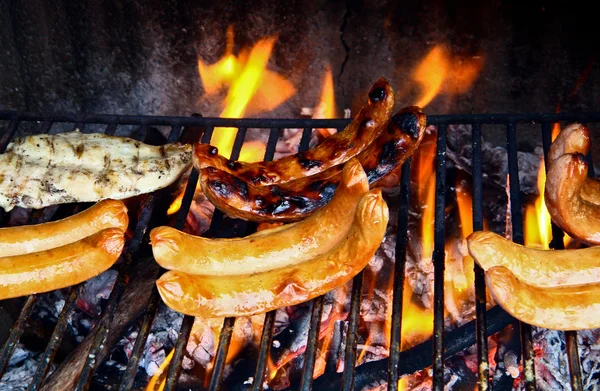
[0,199,128,257]
[545,153,600,245]
[486,266,600,330]
[468,231,600,287]
[199,106,426,222]
[193,78,395,185]
[547,123,600,206]
[547,123,590,164]
[0,228,125,300]
[156,189,388,318]
[151,158,369,276]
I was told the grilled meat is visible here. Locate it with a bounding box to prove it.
[0,131,192,211]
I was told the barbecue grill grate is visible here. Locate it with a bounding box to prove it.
[1,111,600,391]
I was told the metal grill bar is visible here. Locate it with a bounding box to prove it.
[293,127,324,391]
[471,122,490,390]
[28,285,79,391]
[432,124,448,390]
[506,122,536,391]
[5,110,600,127]
[118,124,211,391]
[0,112,599,391]
[299,296,324,391]
[0,295,37,377]
[341,270,364,391]
[387,159,412,390]
[163,127,282,391]
[540,122,584,391]
[75,125,182,391]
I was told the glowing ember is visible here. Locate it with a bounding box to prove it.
[145,349,174,391]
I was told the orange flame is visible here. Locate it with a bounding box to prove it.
[197,26,295,158]
[412,45,484,107]
[145,349,174,391]
[524,162,553,249]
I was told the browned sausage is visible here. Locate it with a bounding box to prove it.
[486,266,600,330]
[0,228,125,300]
[199,106,426,222]
[468,230,600,287]
[193,78,395,185]
[545,153,600,245]
[150,159,370,275]
[0,199,128,256]
[156,189,388,318]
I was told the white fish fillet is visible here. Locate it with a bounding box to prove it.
[0,131,192,211]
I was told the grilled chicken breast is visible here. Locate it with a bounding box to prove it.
[0,131,192,211]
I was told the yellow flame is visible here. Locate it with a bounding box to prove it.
[167,191,184,216]
[413,46,449,108]
[319,66,336,119]
[197,25,238,95]
[524,161,552,249]
[411,45,484,107]
[197,26,295,158]
[398,377,409,390]
[238,140,267,163]
[145,349,174,391]
[401,279,434,346]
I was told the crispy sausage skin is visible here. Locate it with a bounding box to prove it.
[468,231,600,287]
[486,266,600,330]
[545,153,600,245]
[547,122,600,205]
[156,189,389,318]
[0,228,125,300]
[193,78,395,185]
[547,123,590,164]
[151,159,369,276]
[199,106,426,222]
[0,199,128,257]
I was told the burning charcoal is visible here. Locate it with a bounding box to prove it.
[445,124,543,196]
[76,269,118,316]
[0,346,46,391]
[531,328,571,391]
[185,192,215,235]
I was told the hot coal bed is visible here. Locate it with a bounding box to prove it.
[2,1,600,391]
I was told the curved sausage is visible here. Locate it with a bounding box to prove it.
[151,158,369,276]
[486,266,600,330]
[0,199,128,257]
[547,122,600,205]
[545,153,600,245]
[193,78,395,185]
[547,123,590,164]
[199,106,426,222]
[0,228,125,300]
[156,189,388,318]
[468,231,600,287]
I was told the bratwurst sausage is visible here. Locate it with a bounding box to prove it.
[0,228,125,300]
[545,153,600,245]
[199,106,426,222]
[151,158,369,276]
[156,189,388,318]
[468,230,600,287]
[486,266,600,330]
[0,199,128,256]
[193,78,395,185]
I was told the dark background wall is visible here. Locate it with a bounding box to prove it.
[1,0,599,119]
